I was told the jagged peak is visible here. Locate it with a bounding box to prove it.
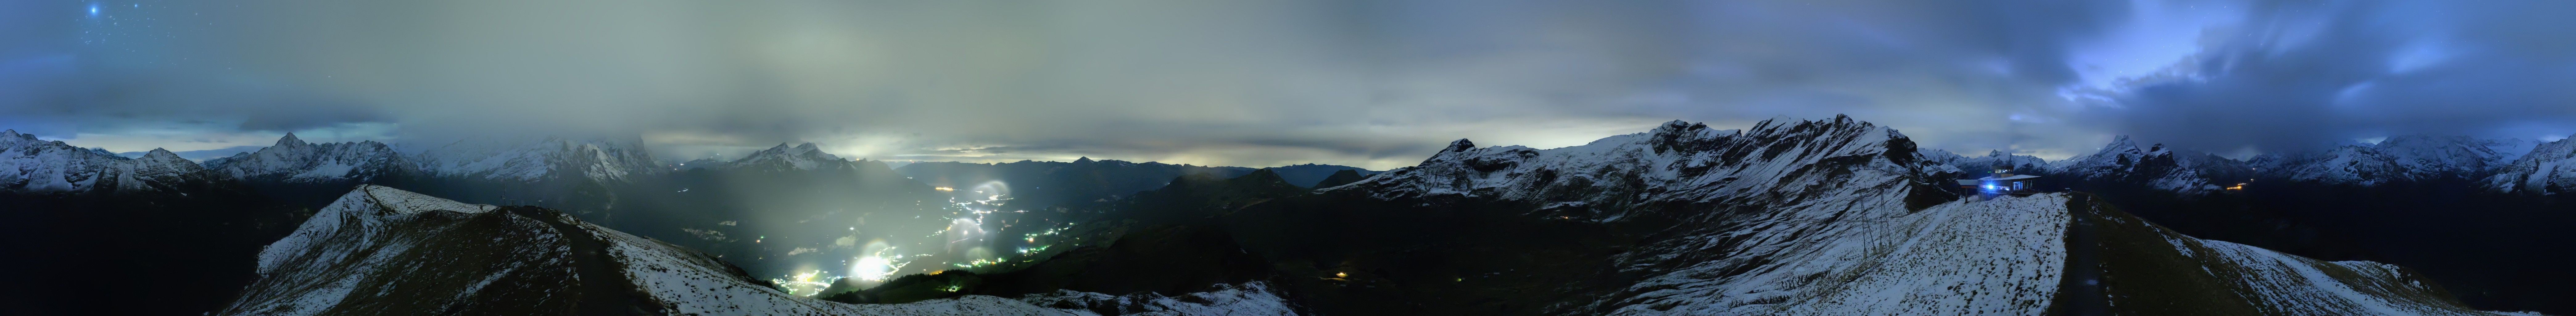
[276,132,308,147]
[1747,116,1797,133]
[2074,135,2156,160]
[0,129,24,141]
[1074,156,1095,163]
[1422,139,1483,164]
[1986,150,2008,156]
[794,142,820,151]
[1652,120,1708,135]
[1441,139,1476,153]
[2107,135,2141,149]
[1744,115,1882,138]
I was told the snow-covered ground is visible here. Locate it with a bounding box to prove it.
[1608,194,2069,315]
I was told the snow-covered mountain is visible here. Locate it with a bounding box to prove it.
[1342,116,1960,214]
[2486,135,2576,195]
[724,142,850,171]
[1335,116,2522,315]
[221,185,1293,315]
[1925,149,2052,176]
[2250,135,2536,186]
[2049,135,2246,194]
[201,133,407,183]
[409,136,662,183]
[0,130,220,193]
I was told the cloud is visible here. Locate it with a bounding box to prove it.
[2080,0,2576,153]
[5,0,2571,167]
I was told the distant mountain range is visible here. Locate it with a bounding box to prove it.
[2,129,223,193]
[1921,133,2576,196]
[120,145,267,160]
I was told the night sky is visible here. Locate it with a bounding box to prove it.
[4,0,2572,168]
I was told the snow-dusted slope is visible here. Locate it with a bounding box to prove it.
[223,185,1291,316]
[2071,197,2540,316]
[1604,194,2070,315]
[2050,136,2241,194]
[2251,135,2533,186]
[2486,135,2576,195]
[201,133,407,183]
[409,136,661,182]
[1338,116,2525,315]
[725,142,848,171]
[0,130,218,193]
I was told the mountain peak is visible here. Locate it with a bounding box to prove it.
[1441,139,1476,153]
[276,132,308,147]
[726,141,844,170]
[1653,120,1707,134]
[143,148,180,158]
[1073,156,1094,164]
[2107,135,2139,148]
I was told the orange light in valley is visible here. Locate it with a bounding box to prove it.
[2227,183,2247,190]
